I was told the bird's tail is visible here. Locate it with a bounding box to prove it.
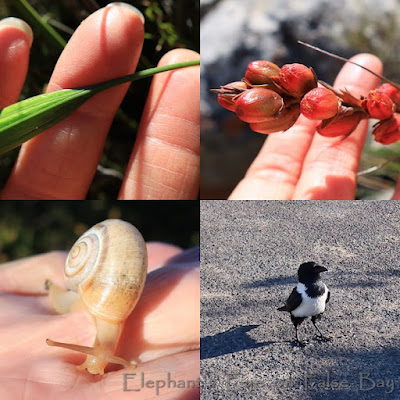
[277,306,288,311]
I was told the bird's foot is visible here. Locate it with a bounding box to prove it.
[316,334,331,342]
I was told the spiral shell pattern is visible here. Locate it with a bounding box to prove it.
[64,219,147,323]
[65,232,100,290]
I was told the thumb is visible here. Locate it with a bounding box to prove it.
[391,174,400,199]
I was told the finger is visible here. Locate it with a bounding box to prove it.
[41,263,199,369]
[0,18,33,108]
[229,115,318,199]
[119,262,199,363]
[146,242,182,272]
[1,291,199,397]
[0,251,67,294]
[391,174,400,199]
[1,5,145,199]
[147,244,201,272]
[27,350,199,398]
[293,54,383,199]
[103,351,199,399]
[0,243,186,293]
[118,49,200,200]
[161,246,199,266]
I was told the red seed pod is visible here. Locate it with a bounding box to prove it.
[249,104,301,134]
[376,83,400,110]
[317,112,364,138]
[275,63,317,98]
[245,60,281,85]
[217,81,248,111]
[235,88,284,123]
[372,114,400,145]
[300,87,340,120]
[218,96,236,112]
[365,90,395,120]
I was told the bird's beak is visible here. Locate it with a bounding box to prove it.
[316,265,328,273]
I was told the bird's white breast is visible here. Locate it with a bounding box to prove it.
[291,282,328,318]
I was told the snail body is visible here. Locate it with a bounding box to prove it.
[46,219,147,375]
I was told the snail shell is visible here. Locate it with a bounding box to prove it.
[65,219,147,323]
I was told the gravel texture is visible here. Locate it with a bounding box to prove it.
[201,201,400,399]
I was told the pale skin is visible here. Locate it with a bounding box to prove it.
[0,5,200,199]
[0,243,200,399]
[229,54,400,200]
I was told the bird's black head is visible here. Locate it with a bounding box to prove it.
[297,261,328,283]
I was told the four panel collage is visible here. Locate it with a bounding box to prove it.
[0,1,399,399]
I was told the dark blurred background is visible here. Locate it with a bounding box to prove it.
[201,0,400,199]
[0,0,199,199]
[0,201,199,263]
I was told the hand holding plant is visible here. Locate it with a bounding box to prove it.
[215,53,400,200]
[214,55,400,144]
[0,4,199,200]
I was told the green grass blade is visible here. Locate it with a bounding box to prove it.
[0,60,199,156]
[16,0,67,51]
[0,89,91,154]
[83,59,200,93]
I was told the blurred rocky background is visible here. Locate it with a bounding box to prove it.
[201,0,400,199]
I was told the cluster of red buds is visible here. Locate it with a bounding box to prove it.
[212,60,400,145]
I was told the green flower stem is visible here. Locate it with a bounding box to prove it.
[0,59,199,156]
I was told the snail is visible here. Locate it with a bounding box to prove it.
[46,219,147,375]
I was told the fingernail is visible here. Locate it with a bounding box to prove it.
[0,17,33,47]
[106,3,145,24]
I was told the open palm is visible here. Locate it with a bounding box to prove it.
[0,243,199,399]
[229,54,400,200]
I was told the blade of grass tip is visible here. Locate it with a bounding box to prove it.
[0,60,199,156]
[45,18,75,36]
[357,155,400,176]
[83,60,199,93]
[16,0,67,51]
[298,41,400,91]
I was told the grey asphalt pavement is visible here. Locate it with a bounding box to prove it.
[201,201,400,400]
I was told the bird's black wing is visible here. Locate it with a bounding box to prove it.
[326,290,330,304]
[278,287,302,312]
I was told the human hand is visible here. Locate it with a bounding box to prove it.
[0,4,199,200]
[229,54,400,200]
[0,244,199,399]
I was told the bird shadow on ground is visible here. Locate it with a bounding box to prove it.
[243,266,400,291]
[242,276,296,289]
[200,325,282,360]
[335,268,400,289]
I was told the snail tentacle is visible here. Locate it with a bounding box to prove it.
[46,219,147,375]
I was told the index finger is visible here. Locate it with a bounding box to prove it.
[1,5,144,199]
[0,243,188,294]
[229,115,318,199]
[292,54,383,199]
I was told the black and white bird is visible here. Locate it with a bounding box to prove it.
[278,261,330,345]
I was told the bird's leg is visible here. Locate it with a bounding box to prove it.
[311,316,331,341]
[291,316,307,346]
[294,325,306,347]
